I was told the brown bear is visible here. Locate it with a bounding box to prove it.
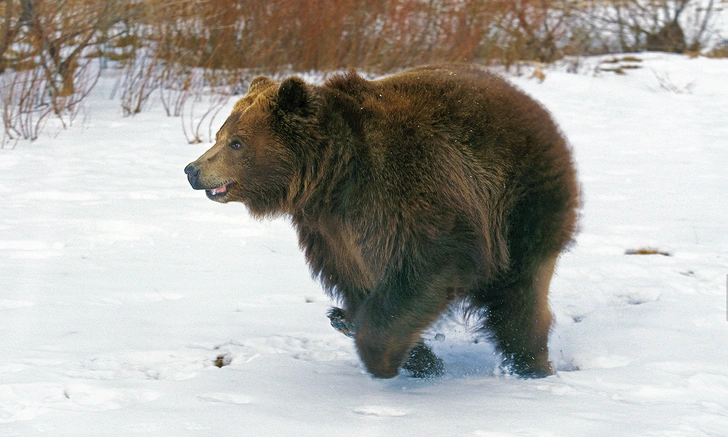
[185,64,579,379]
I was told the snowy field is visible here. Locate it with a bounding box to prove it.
[1,53,727,436]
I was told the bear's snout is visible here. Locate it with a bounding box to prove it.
[184,161,236,202]
[184,163,201,188]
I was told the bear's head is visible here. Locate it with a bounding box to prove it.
[185,75,319,217]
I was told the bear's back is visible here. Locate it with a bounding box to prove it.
[325,64,564,170]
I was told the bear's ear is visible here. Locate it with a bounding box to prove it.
[248,76,274,94]
[276,77,310,115]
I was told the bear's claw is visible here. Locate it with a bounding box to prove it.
[327,307,355,338]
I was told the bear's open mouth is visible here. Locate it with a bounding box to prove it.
[205,180,235,200]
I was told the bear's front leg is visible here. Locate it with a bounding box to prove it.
[328,306,444,378]
[354,319,417,378]
[350,268,452,378]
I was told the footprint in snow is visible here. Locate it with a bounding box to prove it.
[580,355,631,370]
[615,288,661,306]
[0,382,161,423]
[198,392,253,405]
[352,406,408,417]
[60,383,162,412]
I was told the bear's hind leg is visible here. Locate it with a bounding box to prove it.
[480,254,558,378]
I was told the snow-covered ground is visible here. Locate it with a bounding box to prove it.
[1,53,726,436]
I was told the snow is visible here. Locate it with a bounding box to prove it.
[1,54,727,436]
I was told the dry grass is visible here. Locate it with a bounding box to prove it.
[706,44,728,59]
[625,248,672,256]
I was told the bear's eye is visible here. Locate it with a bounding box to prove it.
[229,140,243,150]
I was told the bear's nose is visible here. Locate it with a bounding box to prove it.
[185,163,200,187]
[184,163,199,177]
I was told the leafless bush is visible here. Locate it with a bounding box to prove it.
[576,0,721,54]
[652,70,697,92]
[178,69,245,144]
[1,66,49,145]
[0,0,135,144]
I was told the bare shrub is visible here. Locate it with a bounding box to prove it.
[652,70,697,93]
[576,0,721,54]
[178,69,245,144]
[0,0,135,144]
[1,66,50,144]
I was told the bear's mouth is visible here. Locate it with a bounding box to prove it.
[205,180,236,200]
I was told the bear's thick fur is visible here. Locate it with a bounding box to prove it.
[185,64,579,379]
